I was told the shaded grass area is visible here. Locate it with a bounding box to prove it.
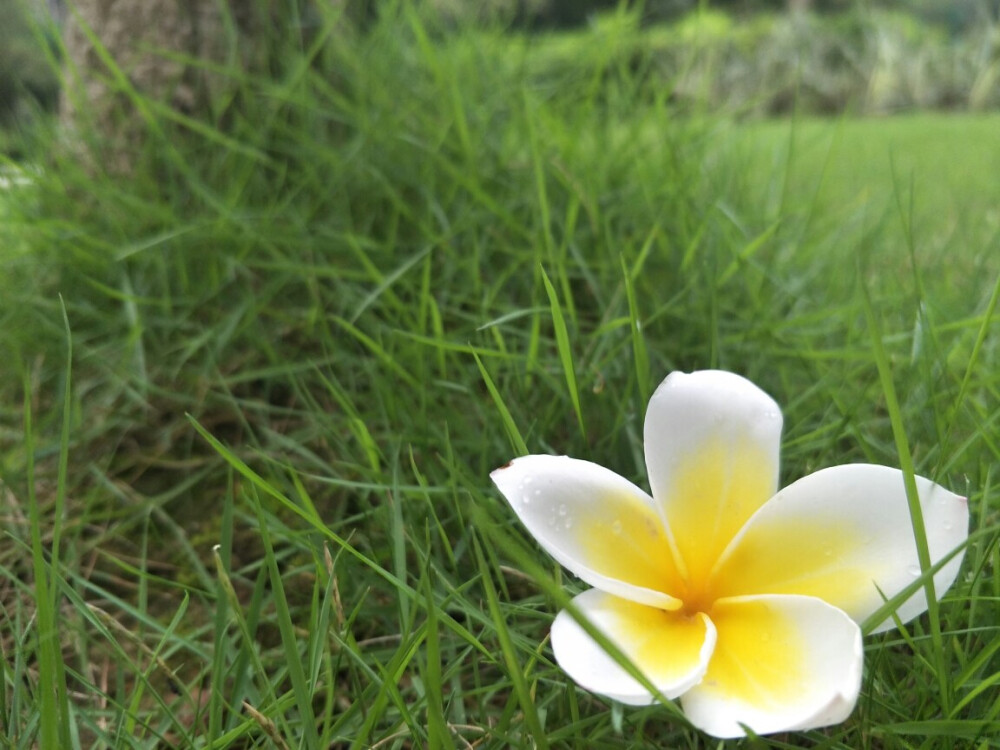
[1,7,999,748]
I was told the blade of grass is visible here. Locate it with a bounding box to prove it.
[332,316,420,391]
[250,490,321,749]
[540,265,585,438]
[946,269,1000,443]
[22,343,70,749]
[23,379,57,750]
[349,624,428,748]
[862,277,950,713]
[52,300,73,747]
[717,220,780,285]
[208,474,235,745]
[473,533,550,750]
[212,545,280,711]
[420,550,449,750]
[121,594,192,742]
[622,255,650,404]
[473,352,529,457]
[860,531,973,635]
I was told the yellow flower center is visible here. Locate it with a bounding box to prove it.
[678,581,716,619]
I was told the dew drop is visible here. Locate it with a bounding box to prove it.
[907,564,921,577]
[558,504,568,516]
[943,521,954,531]
[533,489,542,497]
[521,494,531,505]
[564,519,574,530]
[612,520,623,535]
[822,545,833,558]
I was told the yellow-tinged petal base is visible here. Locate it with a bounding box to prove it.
[492,455,684,610]
[700,597,806,707]
[711,516,870,612]
[666,436,776,588]
[710,464,969,631]
[609,598,713,681]
[575,494,685,599]
[551,589,716,704]
[682,594,863,738]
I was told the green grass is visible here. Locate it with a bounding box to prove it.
[736,114,1000,266]
[1,4,999,748]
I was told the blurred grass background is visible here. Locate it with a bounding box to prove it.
[1,0,999,747]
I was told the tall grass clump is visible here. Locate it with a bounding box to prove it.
[1,1,998,747]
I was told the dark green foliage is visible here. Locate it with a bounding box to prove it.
[0,0,59,137]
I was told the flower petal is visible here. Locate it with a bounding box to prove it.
[644,371,783,585]
[551,588,716,705]
[711,464,968,632]
[681,594,862,738]
[492,455,685,609]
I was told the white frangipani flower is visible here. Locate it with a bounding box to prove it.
[491,370,968,738]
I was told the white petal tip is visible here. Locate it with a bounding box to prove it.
[489,460,516,479]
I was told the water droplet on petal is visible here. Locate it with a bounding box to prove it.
[558,504,567,516]
[907,564,921,577]
[611,520,623,535]
[533,489,542,497]
[943,521,953,531]
[564,519,573,530]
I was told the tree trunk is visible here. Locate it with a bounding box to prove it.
[59,0,227,173]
